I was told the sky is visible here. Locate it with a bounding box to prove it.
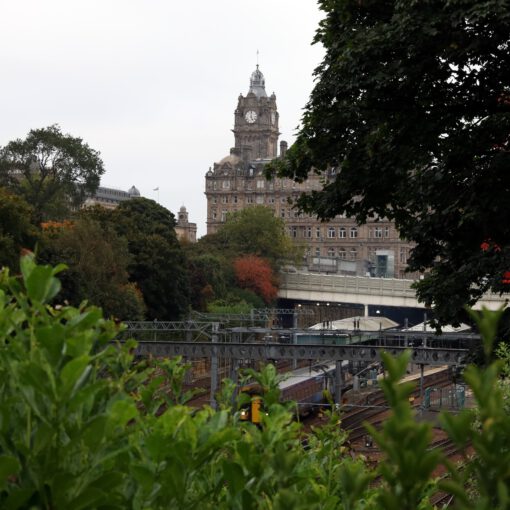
[0,1,324,237]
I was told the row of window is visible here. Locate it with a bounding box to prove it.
[289,226,359,239]
[211,195,285,205]
[309,247,358,260]
[207,179,318,192]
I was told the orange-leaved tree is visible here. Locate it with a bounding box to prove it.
[233,255,278,304]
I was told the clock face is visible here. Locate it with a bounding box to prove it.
[245,110,257,123]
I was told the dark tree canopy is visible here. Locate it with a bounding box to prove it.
[269,0,510,324]
[0,187,38,271]
[0,125,104,222]
[39,218,146,320]
[112,198,190,320]
[212,206,298,269]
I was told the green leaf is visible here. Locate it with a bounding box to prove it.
[0,455,20,490]
[106,399,138,435]
[60,355,92,399]
[3,488,34,510]
[222,460,245,495]
[25,265,60,303]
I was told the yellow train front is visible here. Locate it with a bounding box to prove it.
[238,363,339,424]
[239,384,265,425]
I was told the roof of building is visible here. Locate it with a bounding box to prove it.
[218,153,242,166]
[249,65,267,98]
[405,321,471,333]
[309,316,399,332]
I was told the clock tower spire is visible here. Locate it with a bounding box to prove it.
[232,65,279,160]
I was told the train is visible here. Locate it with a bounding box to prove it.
[239,362,340,424]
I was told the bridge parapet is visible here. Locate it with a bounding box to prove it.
[279,271,508,310]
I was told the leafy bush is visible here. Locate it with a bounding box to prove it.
[1,254,510,509]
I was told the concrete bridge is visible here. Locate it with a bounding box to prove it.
[278,271,508,314]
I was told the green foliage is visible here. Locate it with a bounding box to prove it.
[0,188,38,271]
[3,255,510,509]
[38,218,146,320]
[0,253,139,508]
[268,0,510,325]
[186,207,297,311]
[184,252,231,311]
[112,198,190,320]
[214,206,299,269]
[0,125,104,222]
[207,297,254,315]
[439,307,510,509]
[367,351,441,509]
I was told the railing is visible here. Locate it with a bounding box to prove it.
[280,272,417,298]
[280,271,508,308]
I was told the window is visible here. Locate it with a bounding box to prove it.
[338,248,347,260]
[374,227,383,238]
[213,181,218,190]
[257,180,265,189]
[280,197,287,204]
[316,227,321,238]
[350,248,357,260]
[327,227,336,238]
[211,196,217,204]
[305,227,312,238]
[384,226,390,237]
[290,226,297,238]
[350,227,358,238]
[400,247,408,264]
[268,197,275,204]
[256,195,264,204]
[338,227,346,238]
[315,247,321,256]
[280,208,286,218]
[221,195,228,204]
[222,180,230,189]
[327,247,335,257]
[247,196,254,204]
[233,195,238,204]
[221,210,228,222]
[212,210,217,220]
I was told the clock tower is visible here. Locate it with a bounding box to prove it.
[233,65,280,160]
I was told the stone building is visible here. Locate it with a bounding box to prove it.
[175,205,197,243]
[204,67,414,278]
[83,185,141,209]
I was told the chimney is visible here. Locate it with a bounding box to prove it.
[280,140,288,157]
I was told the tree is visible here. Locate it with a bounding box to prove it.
[0,125,104,222]
[233,255,278,304]
[268,1,510,325]
[112,198,190,320]
[184,252,230,311]
[214,206,298,269]
[0,187,38,271]
[39,218,146,320]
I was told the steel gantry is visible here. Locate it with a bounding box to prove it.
[119,318,473,409]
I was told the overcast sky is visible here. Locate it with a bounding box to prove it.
[0,1,324,237]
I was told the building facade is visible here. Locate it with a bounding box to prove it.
[83,185,141,209]
[175,205,197,243]
[204,67,414,278]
